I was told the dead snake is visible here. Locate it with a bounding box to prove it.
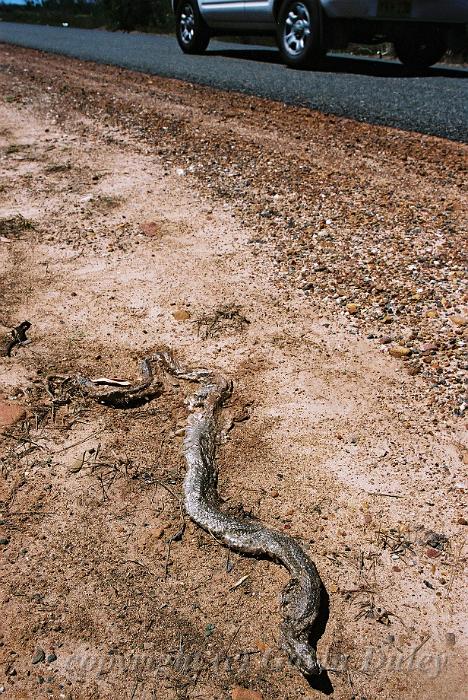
[75,349,323,675]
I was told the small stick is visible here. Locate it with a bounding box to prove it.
[155,479,180,502]
[53,431,104,454]
[224,624,241,656]
[369,492,405,498]
[97,474,108,502]
[123,559,149,570]
[164,524,186,580]
[231,574,250,590]
[400,635,431,665]
[6,511,55,516]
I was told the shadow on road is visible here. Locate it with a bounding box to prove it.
[208,47,468,78]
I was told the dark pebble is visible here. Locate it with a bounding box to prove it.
[32,648,45,664]
[46,653,57,663]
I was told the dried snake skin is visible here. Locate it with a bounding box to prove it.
[76,358,163,407]
[152,350,323,676]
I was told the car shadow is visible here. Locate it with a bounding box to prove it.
[208,46,468,78]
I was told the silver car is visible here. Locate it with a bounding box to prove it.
[173,0,468,68]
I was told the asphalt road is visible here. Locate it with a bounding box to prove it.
[1,21,467,142]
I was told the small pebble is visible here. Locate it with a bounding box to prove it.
[445,632,456,647]
[389,345,412,358]
[172,309,191,321]
[69,459,83,474]
[32,648,45,664]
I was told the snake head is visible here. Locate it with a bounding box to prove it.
[294,644,322,677]
[281,634,322,676]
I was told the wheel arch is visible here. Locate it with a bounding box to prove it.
[173,0,201,13]
[274,0,329,22]
[272,0,283,21]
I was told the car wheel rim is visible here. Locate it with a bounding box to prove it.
[180,4,195,44]
[283,2,311,56]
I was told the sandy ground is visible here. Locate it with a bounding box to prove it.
[0,46,467,700]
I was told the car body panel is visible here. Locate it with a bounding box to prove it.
[323,1,468,23]
[243,0,273,24]
[176,0,468,25]
[199,0,245,24]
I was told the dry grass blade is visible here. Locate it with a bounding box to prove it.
[375,525,415,561]
[0,215,34,237]
[195,304,250,339]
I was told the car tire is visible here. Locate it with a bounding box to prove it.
[394,30,446,69]
[176,0,210,55]
[277,0,323,68]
